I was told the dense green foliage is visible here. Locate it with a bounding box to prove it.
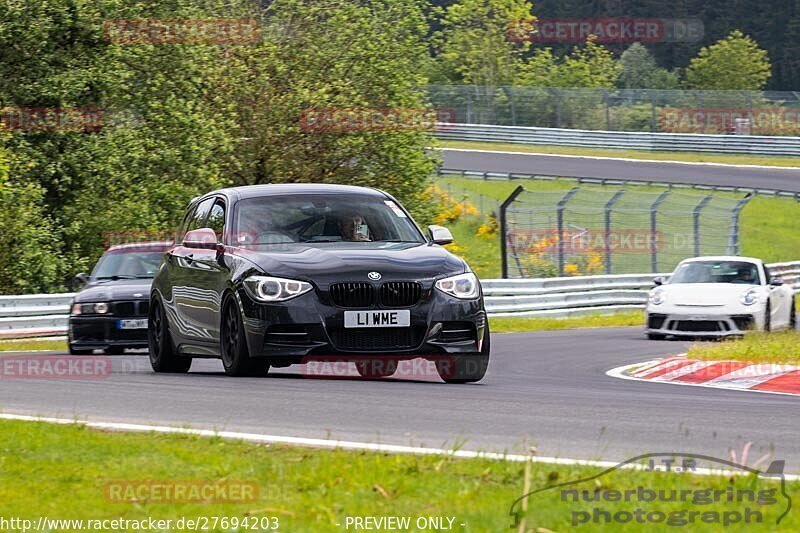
[0,0,437,292]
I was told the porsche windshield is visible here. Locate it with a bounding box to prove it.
[669,261,761,285]
[234,194,425,245]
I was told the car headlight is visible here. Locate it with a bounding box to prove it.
[435,272,480,300]
[71,303,109,315]
[243,275,312,302]
[649,288,665,305]
[740,288,759,306]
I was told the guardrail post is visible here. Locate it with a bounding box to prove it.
[604,189,626,274]
[727,193,753,255]
[650,191,671,272]
[557,188,580,276]
[692,195,714,256]
[499,185,526,279]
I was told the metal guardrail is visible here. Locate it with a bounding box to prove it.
[1,263,798,337]
[483,262,800,317]
[436,123,800,157]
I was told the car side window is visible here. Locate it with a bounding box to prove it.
[176,204,197,245]
[187,198,215,234]
[207,199,226,242]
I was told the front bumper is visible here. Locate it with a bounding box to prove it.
[237,283,488,361]
[646,311,757,337]
[68,315,149,349]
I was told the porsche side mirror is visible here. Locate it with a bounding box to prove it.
[183,228,219,250]
[428,225,454,245]
[770,277,784,287]
[653,276,665,286]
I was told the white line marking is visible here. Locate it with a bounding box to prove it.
[0,412,782,478]
[607,358,800,398]
[440,147,800,171]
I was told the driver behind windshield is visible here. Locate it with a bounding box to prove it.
[337,211,371,241]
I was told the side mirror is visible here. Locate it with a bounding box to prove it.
[653,276,665,286]
[72,273,89,290]
[183,228,219,250]
[428,225,454,245]
[770,277,784,287]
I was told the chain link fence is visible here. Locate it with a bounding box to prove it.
[428,86,800,135]
[500,185,751,278]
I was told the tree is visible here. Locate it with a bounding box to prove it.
[551,37,621,88]
[685,30,771,90]
[0,140,62,293]
[433,0,535,87]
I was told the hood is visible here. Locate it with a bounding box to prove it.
[660,283,761,306]
[234,242,466,281]
[74,278,153,303]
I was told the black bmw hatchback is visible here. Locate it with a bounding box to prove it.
[148,184,490,383]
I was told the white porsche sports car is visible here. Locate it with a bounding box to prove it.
[645,256,796,339]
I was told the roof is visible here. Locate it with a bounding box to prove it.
[202,183,388,202]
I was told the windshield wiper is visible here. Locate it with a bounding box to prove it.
[94,275,152,281]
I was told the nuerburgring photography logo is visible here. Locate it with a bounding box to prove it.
[509,453,791,529]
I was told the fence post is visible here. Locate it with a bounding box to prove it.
[557,188,580,276]
[727,194,753,255]
[604,189,627,274]
[499,185,526,279]
[650,191,671,272]
[693,195,714,256]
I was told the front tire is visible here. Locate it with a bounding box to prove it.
[436,329,491,384]
[790,297,796,330]
[148,297,192,373]
[764,302,772,332]
[220,296,269,377]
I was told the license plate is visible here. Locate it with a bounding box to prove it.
[344,310,410,328]
[118,319,148,330]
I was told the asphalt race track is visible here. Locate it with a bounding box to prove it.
[442,149,800,192]
[4,327,800,471]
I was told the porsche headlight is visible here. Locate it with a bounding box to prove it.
[649,288,666,306]
[435,272,480,299]
[244,275,312,302]
[740,288,759,306]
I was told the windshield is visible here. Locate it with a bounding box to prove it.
[91,250,165,280]
[233,194,425,245]
[669,260,761,285]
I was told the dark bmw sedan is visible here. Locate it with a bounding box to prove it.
[69,242,171,355]
[149,184,490,383]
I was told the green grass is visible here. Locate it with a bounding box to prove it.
[441,176,800,279]
[687,331,800,365]
[1,419,797,531]
[0,338,67,352]
[438,139,800,168]
[490,311,644,332]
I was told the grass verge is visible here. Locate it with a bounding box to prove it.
[438,140,800,168]
[687,330,800,365]
[490,311,643,332]
[0,338,67,352]
[0,419,795,531]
